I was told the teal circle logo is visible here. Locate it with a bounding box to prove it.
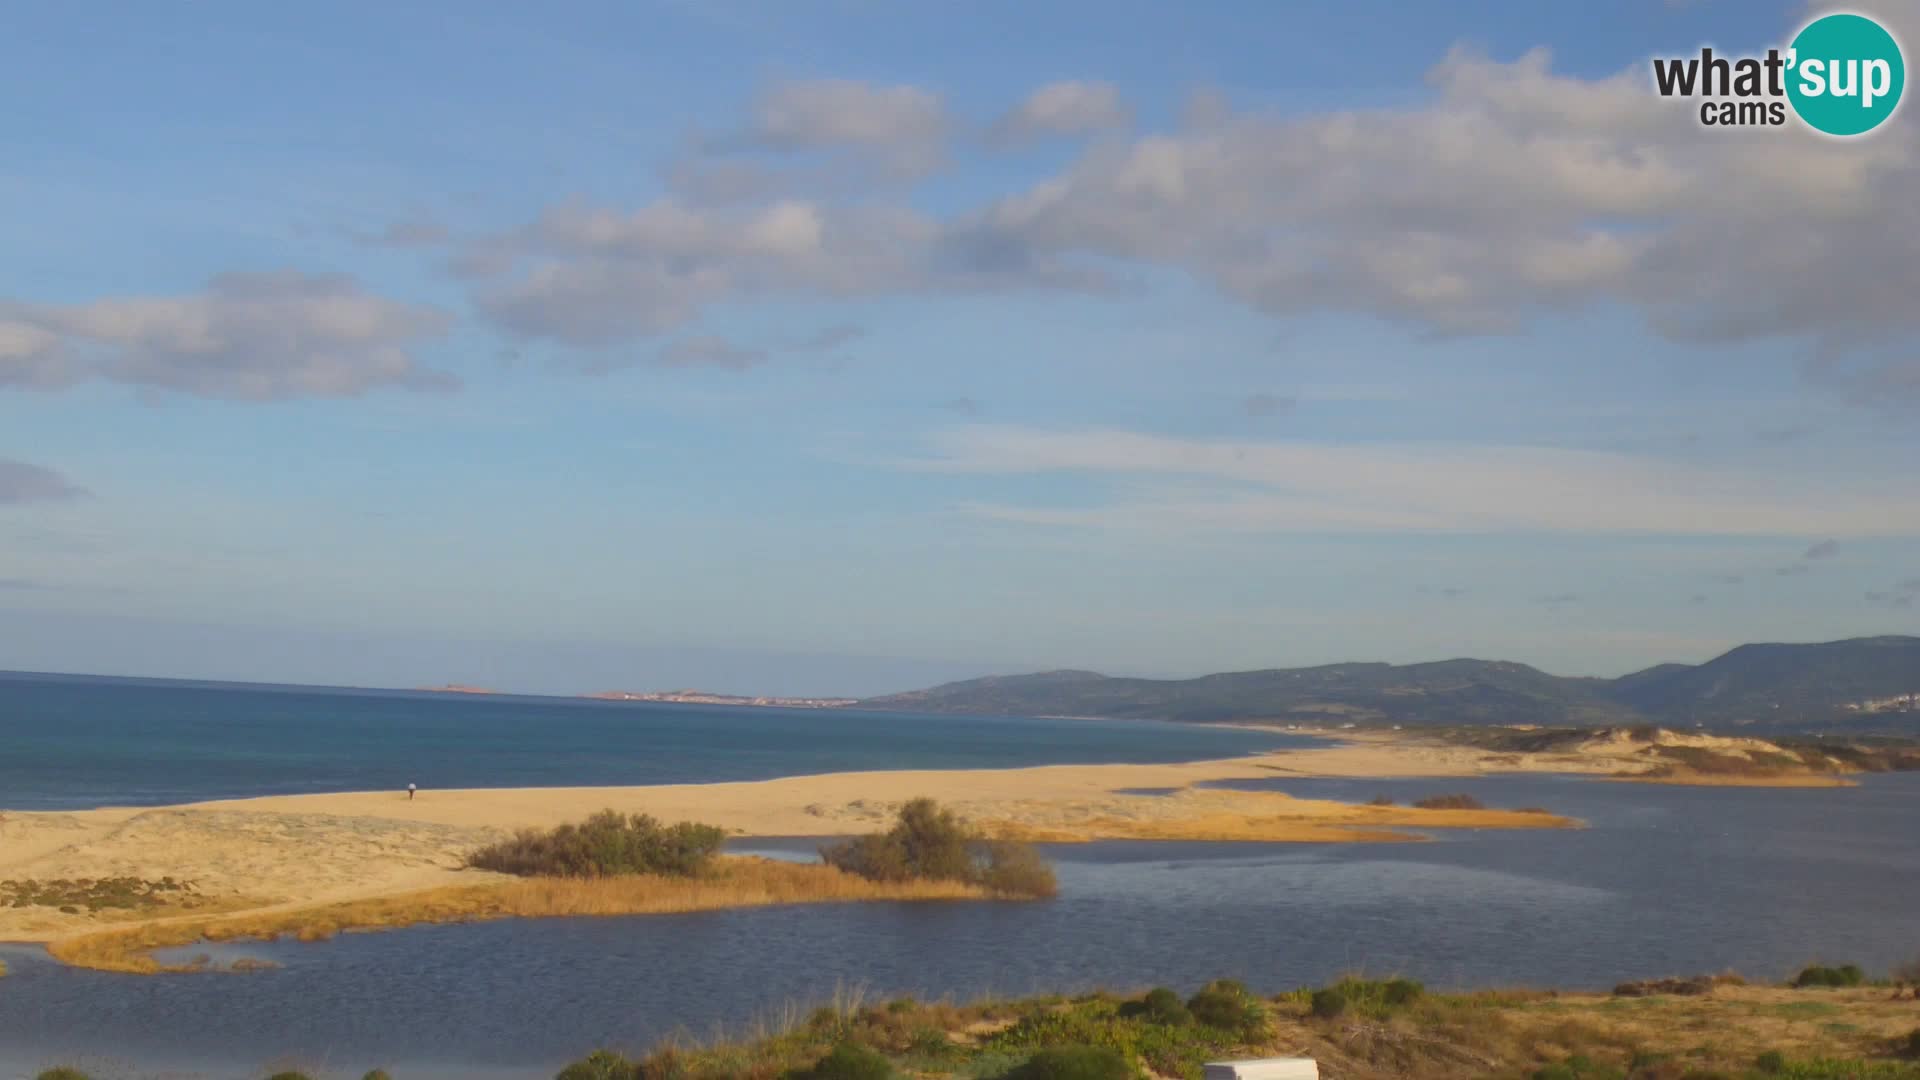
[1787,12,1905,136]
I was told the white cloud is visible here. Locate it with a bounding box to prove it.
[0,272,454,400]
[993,81,1130,142]
[908,425,1920,537]
[447,14,1920,405]
[705,79,951,180]
[0,321,71,389]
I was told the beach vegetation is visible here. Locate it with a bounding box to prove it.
[1000,1046,1132,1080]
[2,876,199,912]
[35,1070,94,1080]
[1412,793,1486,810]
[1115,987,1190,1026]
[1186,979,1267,1037]
[467,810,727,878]
[47,859,994,974]
[788,1042,896,1080]
[1793,964,1866,989]
[821,799,1057,899]
[553,1049,640,1080]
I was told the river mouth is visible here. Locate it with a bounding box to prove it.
[3,772,1916,1079]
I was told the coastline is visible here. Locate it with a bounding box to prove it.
[1,737,1585,961]
[0,727,1865,969]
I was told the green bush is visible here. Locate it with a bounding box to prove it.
[1792,964,1866,988]
[554,1049,640,1080]
[1906,1028,1920,1058]
[821,799,1056,899]
[1118,987,1192,1027]
[1754,1050,1787,1073]
[1309,986,1348,1019]
[35,1070,94,1080]
[265,1073,317,1080]
[1002,1046,1133,1080]
[1186,979,1265,1037]
[362,1072,393,1080]
[469,810,726,878]
[788,1043,895,1080]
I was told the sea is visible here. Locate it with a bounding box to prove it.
[1,673,1916,1080]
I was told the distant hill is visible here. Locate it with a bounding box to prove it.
[1600,635,1920,729]
[862,659,1642,728]
[858,636,1920,733]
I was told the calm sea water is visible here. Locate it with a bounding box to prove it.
[0,673,1294,810]
[1,677,1916,1080]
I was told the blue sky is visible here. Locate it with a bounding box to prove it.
[3,0,1917,695]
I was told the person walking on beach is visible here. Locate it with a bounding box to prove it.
[407,782,417,801]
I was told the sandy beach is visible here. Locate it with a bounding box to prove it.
[0,733,1596,949]
[0,727,1854,965]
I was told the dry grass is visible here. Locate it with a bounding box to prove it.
[987,804,1576,843]
[556,977,1920,1080]
[1618,769,1858,787]
[46,857,995,974]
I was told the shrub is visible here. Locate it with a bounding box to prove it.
[978,838,1060,899]
[1002,1046,1133,1080]
[265,1074,317,1080]
[554,1049,641,1080]
[908,1026,959,1060]
[1905,1028,1920,1058]
[1754,1050,1787,1074]
[35,1070,94,1080]
[1118,987,1192,1027]
[1792,964,1866,988]
[1412,793,1486,810]
[1306,977,1424,1018]
[1186,979,1265,1036]
[1367,795,1395,806]
[821,799,1056,899]
[469,811,726,878]
[363,1072,394,1080]
[1382,977,1424,1006]
[788,1043,895,1080]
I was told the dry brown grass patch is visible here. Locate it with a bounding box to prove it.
[46,857,995,974]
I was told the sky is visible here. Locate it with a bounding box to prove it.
[3,0,1918,696]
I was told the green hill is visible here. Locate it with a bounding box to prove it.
[861,658,1640,728]
[859,636,1920,733]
